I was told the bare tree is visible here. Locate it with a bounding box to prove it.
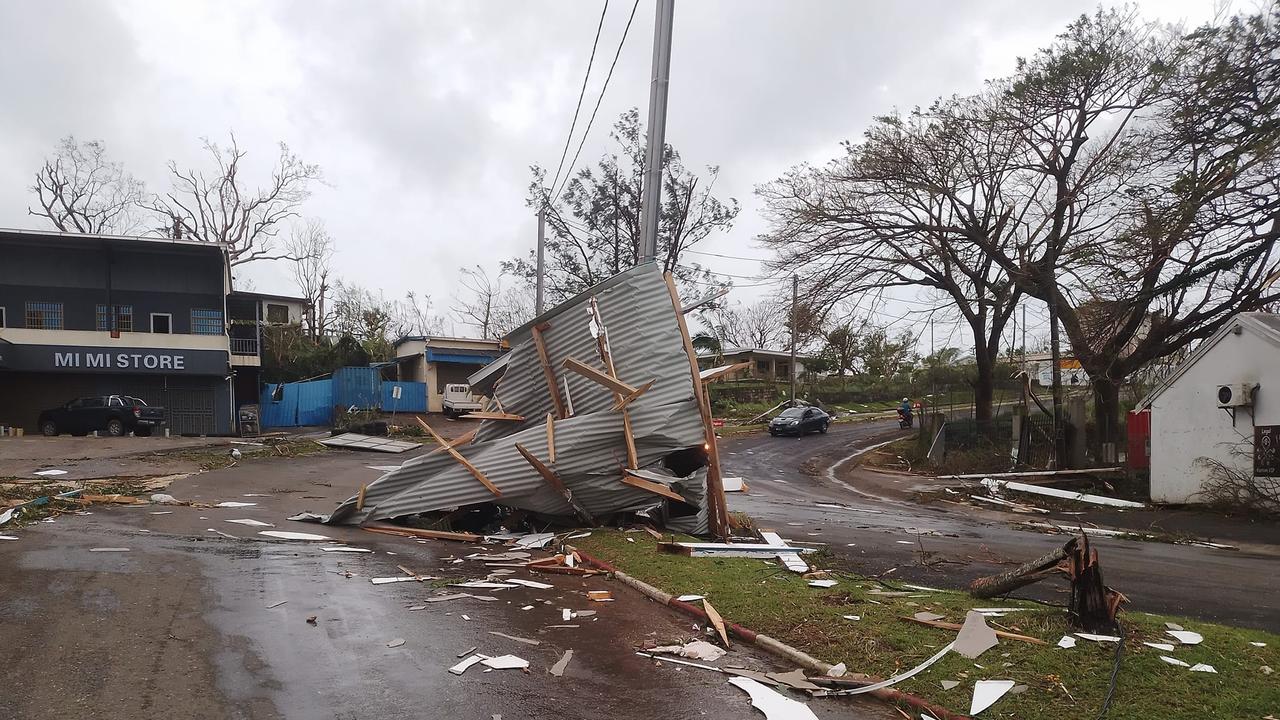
[452,265,532,339]
[707,301,788,350]
[29,136,144,234]
[506,109,739,303]
[286,219,335,340]
[149,133,322,266]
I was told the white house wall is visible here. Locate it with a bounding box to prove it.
[1150,329,1277,503]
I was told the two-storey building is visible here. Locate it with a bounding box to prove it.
[0,228,244,435]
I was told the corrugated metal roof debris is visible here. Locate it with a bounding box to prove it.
[326,264,724,534]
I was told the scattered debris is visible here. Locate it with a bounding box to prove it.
[703,599,730,648]
[306,616,318,625]
[676,594,705,602]
[1160,656,1190,667]
[727,677,820,720]
[488,631,540,646]
[658,542,813,559]
[651,640,727,662]
[318,433,421,453]
[549,649,574,677]
[1143,642,1176,651]
[1189,663,1217,673]
[0,535,17,541]
[760,530,809,573]
[842,615,860,621]
[981,478,1145,508]
[453,581,518,589]
[387,638,405,648]
[215,501,257,508]
[825,662,846,678]
[88,547,130,552]
[953,611,999,659]
[914,612,946,622]
[258,530,331,541]
[1166,630,1204,645]
[807,579,838,588]
[828,642,955,696]
[427,593,472,603]
[481,655,530,670]
[449,655,486,675]
[507,578,555,590]
[372,576,437,585]
[319,546,373,553]
[940,680,960,690]
[266,600,287,609]
[1250,641,1267,647]
[587,590,613,602]
[1075,633,1121,643]
[33,469,68,476]
[226,518,274,527]
[1057,636,1077,649]
[970,680,1015,715]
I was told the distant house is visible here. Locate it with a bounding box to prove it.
[1135,313,1280,505]
[392,335,507,413]
[697,347,813,382]
[1020,351,1089,387]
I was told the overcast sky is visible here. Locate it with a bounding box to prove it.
[0,0,1219,348]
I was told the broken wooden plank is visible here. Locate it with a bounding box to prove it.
[362,525,483,542]
[527,565,604,576]
[416,418,502,497]
[663,272,729,539]
[514,442,597,526]
[900,616,1048,645]
[460,411,526,421]
[621,471,686,502]
[610,379,654,411]
[703,598,730,648]
[356,484,367,511]
[531,323,568,419]
[423,426,478,455]
[562,357,639,396]
[545,413,556,464]
[80,494,147,505]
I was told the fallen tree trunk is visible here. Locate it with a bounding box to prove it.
[969,539,1073,599]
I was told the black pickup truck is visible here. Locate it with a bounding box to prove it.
[38,395,166,437]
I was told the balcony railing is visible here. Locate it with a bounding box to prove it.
[230,337,259,356]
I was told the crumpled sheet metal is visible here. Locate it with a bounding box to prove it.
[328,264,710,532]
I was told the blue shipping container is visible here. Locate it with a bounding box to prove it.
[259,378,334,427]
[382,381,427,413]
[334,367,381,410]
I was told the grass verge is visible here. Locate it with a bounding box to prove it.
[572,529,1279,720]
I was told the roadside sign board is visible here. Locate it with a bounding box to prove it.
[392,385,402,400]
[1256,425,1280,478]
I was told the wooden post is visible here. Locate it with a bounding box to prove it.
[545,413,556,464]
[531,323,568,419]
[416,417,502,497]
[514,442,596,526]
[663,273,730,539]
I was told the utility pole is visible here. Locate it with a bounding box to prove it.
[535,208,546,315]
[638,0,674,264]
[790,274,798,406]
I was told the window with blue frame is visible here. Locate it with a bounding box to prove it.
[95,304,133,332]
[191,308,224,335]
[25,301,63,329]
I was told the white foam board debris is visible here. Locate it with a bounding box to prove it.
[567,532,592,539]
[0,535,16,541]
[215,501,257,508]
[970,680,1015,715]
[1165,622,1183,631]
[386,638,405,648]
[511,532,556,549]
[826,662,846,677]
[507,578,555,590]
[562,608,573,621]
[149,511,173,515]
[225,518,274,527]
[453,581,518,589]
[549,649,574,676]
[1159,656,1190,667]
[258,531,330,541]
[1249,641,1267,647]
[1166,630,1204,645]
[954,611,999,659]
[842,615,860,621]
[266,600,287,609]
[676,594,705,602]
[427,593,471,603]
[1057,636,1077,649]
[33,469,68,476]
[481,654,530,670]
[727,677,820,720]
[1143,642,1176,651]
[449,654,487,675]
[488,631,541,646]
[1075,633,1122,643]
[1189,663,1217,673]
[89,547,130,552]
[807,579,838,588]
[320,546,373,553]
[940,680,960,690]
[914,612,946,622]
[371,577,423,585]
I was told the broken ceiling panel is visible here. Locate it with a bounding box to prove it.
[327,264,717,534]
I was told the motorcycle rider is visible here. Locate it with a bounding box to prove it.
[898,397,914,428]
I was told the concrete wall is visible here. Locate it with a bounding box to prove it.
[1150,328,1278,503]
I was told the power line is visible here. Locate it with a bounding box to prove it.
[550,0,642,206]
[684,248,772,262]
[546,1,610,203]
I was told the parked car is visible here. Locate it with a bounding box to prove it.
[768,406,830,436]
[38,395,166,437]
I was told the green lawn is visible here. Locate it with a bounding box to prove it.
[572,530,1279,720]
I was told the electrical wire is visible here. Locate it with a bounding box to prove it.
[684,248,773,262]
[1094,629,1125,720]
[549,0,642,206]
[546,0,610,203]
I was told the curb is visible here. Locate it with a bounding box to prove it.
[571,547,969,720]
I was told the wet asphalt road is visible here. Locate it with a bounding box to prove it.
[721,420,1280,633]
[0,449,894,720]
